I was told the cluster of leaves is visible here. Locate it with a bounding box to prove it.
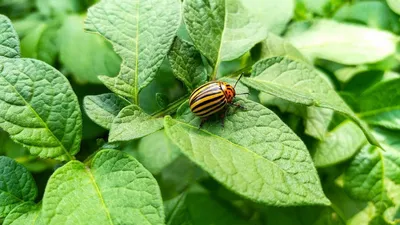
[0,0,400,224]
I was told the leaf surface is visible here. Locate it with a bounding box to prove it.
[359,78,400,130]
[0,57,82,161]
[60,15,121,84]
[3,202,42,225]
[387,0,400,15]
[83,93,130,130]
[0,14,20,58]
[168,37,207,90]
[313,121,366,167]
[109,105,164,142]
[241,57,379,147]
[136,130,181,174]
[85,0,181,103]
[164,99,330,206]
[183,0,293,77]
[0,156,37,218]
[41,149,164,225]
[286,19,397,64]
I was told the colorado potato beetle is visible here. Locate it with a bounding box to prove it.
[189,73,246,127]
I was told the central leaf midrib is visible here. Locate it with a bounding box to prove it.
[134,0,140,104]
[171,119,325,201]
[0,75,73,160]
[85,167,114,225]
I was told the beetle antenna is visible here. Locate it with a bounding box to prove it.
[236,93,249,95]
[234,72,245,88]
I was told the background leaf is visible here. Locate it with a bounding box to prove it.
[359,78,400,130]
[20,21,59,65]
[85,0,181,103]
[286,19,398,64]
[0,156,37,219]
[387,0,400,15]
[60,15,121,84]
[134,130,181,175]
[242,57,380,147]
[168,37,207,91]
[312,121,366,167]
[0,57,82,161]
[0,14,20,58]
[83,93,130,130]
[109,105,164,142]
[41,149,164,225]
[165,99,330,206]
[183,0,293,77]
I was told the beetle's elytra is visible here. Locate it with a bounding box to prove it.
[189,81,236,117]
[189,73,246,127]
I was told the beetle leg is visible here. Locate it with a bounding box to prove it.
[220,109,228,128]
[198,117,208,129]
[230,102,246,110]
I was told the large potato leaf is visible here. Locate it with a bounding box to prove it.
[0,14,20,58]
[0,57,82,161]
[165,99,330,206]
[85,0,181,103]
[183,0,293,78]
[41,150,164,225]
[286,19,397,65]
[0,157,37,219]
[241,57,380,147]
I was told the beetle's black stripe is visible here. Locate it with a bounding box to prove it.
[191,85,221,102]
[196,99,227,117]
[192,94,225,112]
[191,89,223,104]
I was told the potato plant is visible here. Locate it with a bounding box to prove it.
[0,0,400,224]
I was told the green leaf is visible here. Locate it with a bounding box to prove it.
[286,19,398,65]
[387,0,400,15]
[60,15,121,84]
[257,32,309,63]
[85,0,181,103]
[83,93,130,130]
[183,0,293,78]
[0,14,20,58]
[41,149,164,225]
[0,57,82,161]
[334,1,400,33]
[3,202,42,225]
[109,105,164,142]
[0,156,37,218]
[185,191,249,225]
[168,37,207,91]
[241,57,380,147]
[20,22,59,65]
[136,130,181,175]
[164,194,192,225]
[164,99,330,206]
[344,146,396,214]
[359,78,400,130]
[312,121,366,167]
[35,0,83,16]
[263,207,345,225]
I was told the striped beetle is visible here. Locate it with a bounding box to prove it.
[189,73,246,127]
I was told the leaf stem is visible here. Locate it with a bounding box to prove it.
[151,94,189,118]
